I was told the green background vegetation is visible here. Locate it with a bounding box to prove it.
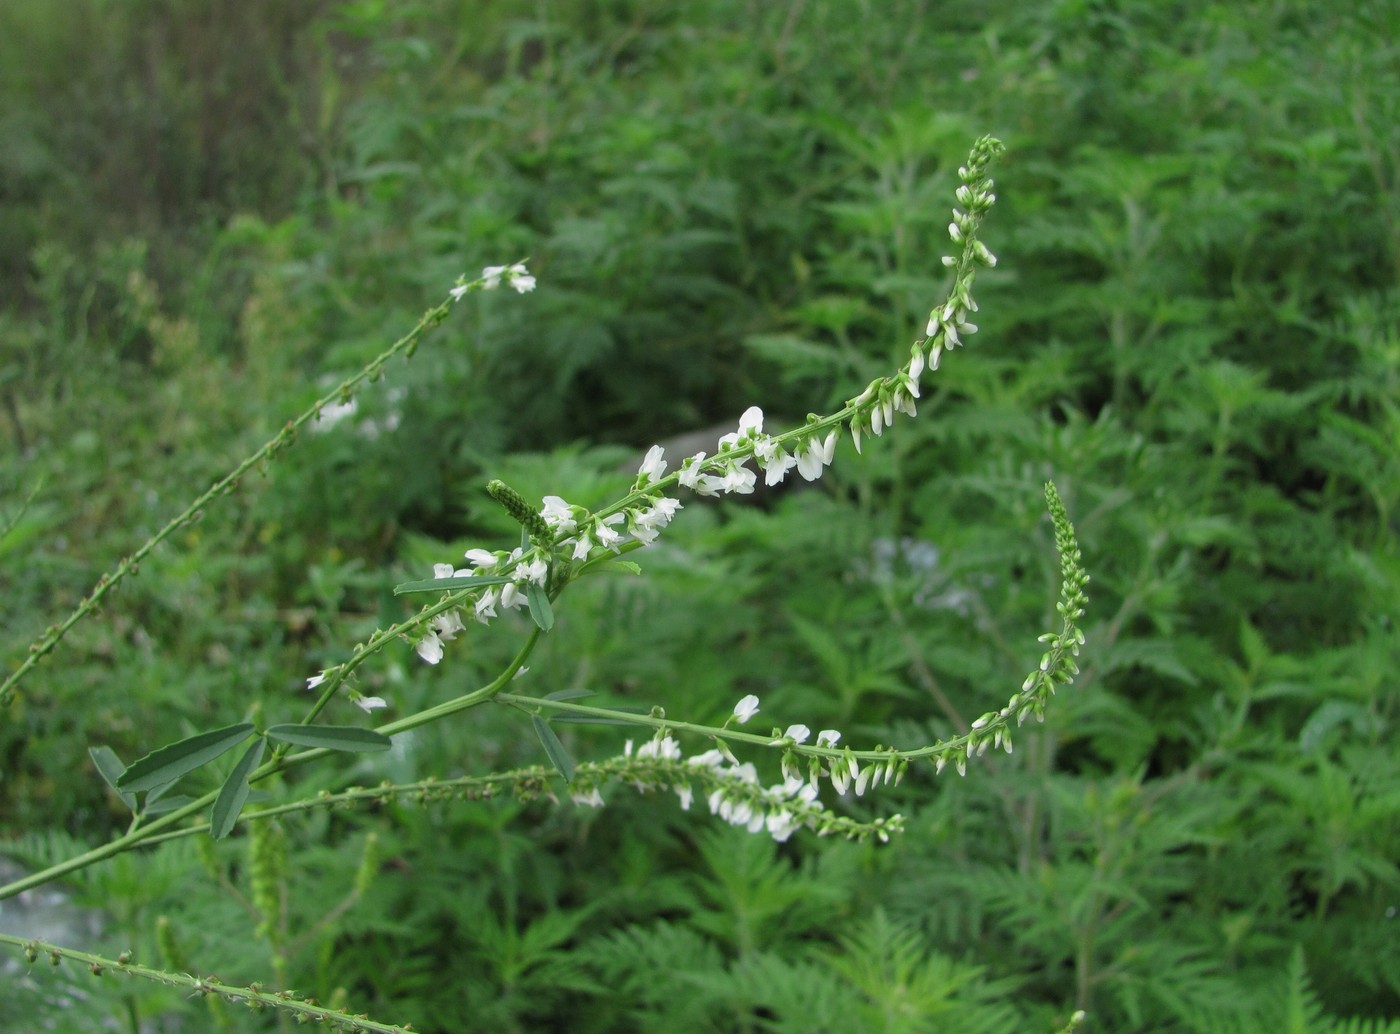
[2,0,1397,1031]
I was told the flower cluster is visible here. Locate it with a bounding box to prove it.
[845,135,1004,455]
[676,406,839,496]
[567,731,904,844]
[450,261,536,301]
[408,402,845,668]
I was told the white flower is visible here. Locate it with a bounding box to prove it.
[754,437,797,486]
[779,724,810,745]
[718,406,764,449]
[677,452,707,490]
[571,788,605,808]
[541,495,577,534]
[416,631,444,665]
[450,283,470,302]
[640,496,680,527]
[499,583,525,610]
[720,464,757,495]
[676,785,694,811]
[306,671,329,690]
[571,531,594,561]
[433,562,456,579]
[815,729,841,748]
[474,588,499,623]
[766,810,800,842]
[465,548,499,570]
[431,610,465,640]
[795,430,838,482]
[637,735,683,760]
[481,262,536,293]
[637,445,667,484]
[592,512,627,549]
[518,556,549,585]
[732,694,760,724]
[354,694,388,713]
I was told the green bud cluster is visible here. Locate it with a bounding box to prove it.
[487,479,551,539]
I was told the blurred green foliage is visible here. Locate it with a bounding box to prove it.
[1,0,1398,1031]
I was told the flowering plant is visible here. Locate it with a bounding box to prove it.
[0,136,1088,1031]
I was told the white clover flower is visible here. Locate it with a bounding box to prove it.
[754,437,798,486]
[732,694,760,724]
[720,464,757,495]
[718,406,764,450]
[431,610,465,641]
[644,496,681,524]
[775,724,810,745]
[306,671,329,690]
[592,512,627,549]
[689,748,728,769]
[474,588,498,623]
[695,474,726,496]
[815,729,841,748]
[415,631,444,665]
[637,735,683,760]
[481,262,536,293]
[571,531,594,561]
[354,694,388,713]
[892,384,917,419]
[677,452,707,490]
[676,784,694,811]
[631,498,681,545]
[795,430,838,482]
[541,495,577,534]
[433,562,456,579]
[571,788,605,808]
[465,548,499,570]
[637,444,667,485]
[499,583,525,610]
[518,556,549,586]
[766,810,801,843]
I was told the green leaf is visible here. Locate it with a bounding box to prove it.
[545,688,594,701]
[532,715,575,783]
[210,737,266,839]
[146,795,198,815]
[393,574,510,596]
[594,559,642,576]
[265,724,392,752]
[116,723,256,793]
[89,746,137,811]
[527,582,555,631]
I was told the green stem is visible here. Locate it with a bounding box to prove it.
[0,934,413,1033]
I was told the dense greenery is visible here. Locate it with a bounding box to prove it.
[2,0,1397,1030]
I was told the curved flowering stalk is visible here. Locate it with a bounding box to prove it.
[347,136,1087,843]
[378,136,1009,685]
[489,481,1086,841]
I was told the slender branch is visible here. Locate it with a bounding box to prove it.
[0,296,458,711]
[0,935,415,1033]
